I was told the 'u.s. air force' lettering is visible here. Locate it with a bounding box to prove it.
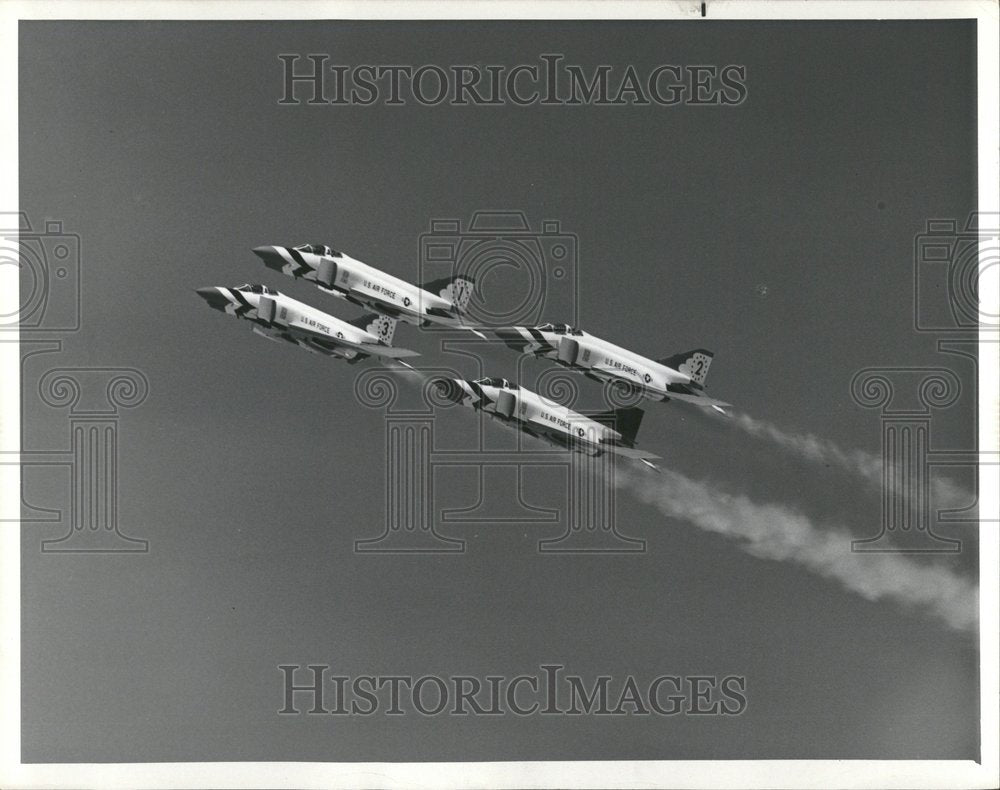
[362,280,398,301]
[540,411,572,430]
[603,357,640,377]
[300,316,331,334]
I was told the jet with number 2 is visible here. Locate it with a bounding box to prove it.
[432,376,661,470]
[196,284,419,365]
[251,243,482,335]
[493,323,730,414]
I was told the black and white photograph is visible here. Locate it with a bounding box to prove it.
[1,1,997,788]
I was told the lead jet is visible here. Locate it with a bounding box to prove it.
[492,323,730,413]
[196,284,419,365]
[251,243,482,336]
[432,376,661,470]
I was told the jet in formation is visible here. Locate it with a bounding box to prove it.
[251,243,482,335]
[196,284,419,365]
[198,242,732,471]
[492,322,730,414]
[432,376,662,470]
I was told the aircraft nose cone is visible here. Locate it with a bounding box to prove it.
[431,378,465,405]
[252,245,285,270]
[195,287,229,311]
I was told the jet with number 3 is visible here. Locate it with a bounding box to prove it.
[196,284,419,366]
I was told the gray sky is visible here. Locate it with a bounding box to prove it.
[20,20,979,762]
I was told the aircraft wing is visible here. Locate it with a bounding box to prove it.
[283,318,420,359]
[353,343,420,358]
[520,409,579,438]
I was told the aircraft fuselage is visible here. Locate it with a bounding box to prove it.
[253,245,471,329]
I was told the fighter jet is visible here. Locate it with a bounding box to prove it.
[492,323,730,414]
[251,243,482,335]
[432,376,661,470]
[196,284,419,365]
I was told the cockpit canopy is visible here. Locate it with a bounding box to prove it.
[293,243,339,257]
[235,283,277,295]
[537,322,581,336]
[473,377,514,389]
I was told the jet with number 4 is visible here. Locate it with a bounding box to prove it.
[492,323,730,414]
[251,243,482,335]
[196,284,419,365]
[432,376,661,470]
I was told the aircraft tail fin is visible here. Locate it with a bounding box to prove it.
[348,313,398,345]
[420,275,475,313]
[659,348,714,388]
[583,406,645,446]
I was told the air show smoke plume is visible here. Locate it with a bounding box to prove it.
[729,411,969,508]
[732,411,884,484]
[381,365,978,631]
[618,467,978,633]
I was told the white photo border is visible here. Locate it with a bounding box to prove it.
[1,2,996,788]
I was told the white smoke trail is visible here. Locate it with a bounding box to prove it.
[732,411,884,483]
[618,466,979,633]
[730,411,970,509]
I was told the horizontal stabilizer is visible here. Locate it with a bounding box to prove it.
[664,386,731,411]
[612,445,662,463]
[357,343,420,359]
